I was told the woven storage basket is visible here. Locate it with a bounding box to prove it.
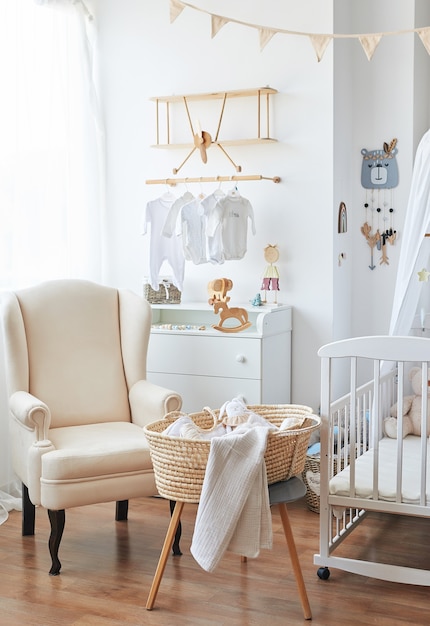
[144,404,320,504]
[143,279,181,304]
[302,455,321,513]
[302,455,348,513]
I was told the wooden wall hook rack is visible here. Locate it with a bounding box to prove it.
[145,174,281,186]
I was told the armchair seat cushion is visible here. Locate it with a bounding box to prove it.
[44,422,153,481]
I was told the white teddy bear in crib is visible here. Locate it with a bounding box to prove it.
[384,367,430,438]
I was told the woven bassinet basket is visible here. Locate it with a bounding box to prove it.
[144,404,320,504]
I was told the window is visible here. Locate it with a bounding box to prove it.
[0,0,104,514]
[0,0,105,289]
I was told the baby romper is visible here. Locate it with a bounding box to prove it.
[141,196,185,290]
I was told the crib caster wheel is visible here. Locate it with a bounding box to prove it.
[317,567,330,580]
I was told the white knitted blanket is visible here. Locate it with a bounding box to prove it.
[190,424,272,572]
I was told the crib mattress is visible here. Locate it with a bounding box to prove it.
[329,435,430,504]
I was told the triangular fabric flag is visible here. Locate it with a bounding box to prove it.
[309,34,331,62]
[170,0,185,24]
[359,34,382,61]
[259,28,276,51]
[211,15,228,39]
[418,28,430,55]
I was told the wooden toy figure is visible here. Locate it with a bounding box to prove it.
[207,278,251,332]
[207,278,232,304]
[261,244,280,303]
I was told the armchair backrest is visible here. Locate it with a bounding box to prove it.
[2,280,152,428]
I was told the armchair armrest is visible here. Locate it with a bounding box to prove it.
[10,392,54,504]
[10,390,51,441]
[129,380,182,428]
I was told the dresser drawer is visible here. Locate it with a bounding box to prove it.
[148,333,261,379]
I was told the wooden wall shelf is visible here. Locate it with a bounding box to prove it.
[150,86,278,174]
[151,87,277,145]
[151,138,277,150]
[150,87,277,104]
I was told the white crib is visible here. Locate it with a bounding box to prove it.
[314,335,430,585]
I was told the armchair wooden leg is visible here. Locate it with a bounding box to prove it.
[48,509,65,576]
[22,483,35,536]
[146,500,184,610]
[115,500,129,521]
[278,503,312,620]
[169,500,182,555]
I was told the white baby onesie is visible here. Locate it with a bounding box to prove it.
[201,191,225,264]
[141,196,185,290]
[207,191,256,261]
[162,191,194,237]
[180,198,208,265]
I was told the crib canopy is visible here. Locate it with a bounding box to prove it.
[389,129,430,337]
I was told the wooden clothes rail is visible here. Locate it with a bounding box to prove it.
[145,174,281,185]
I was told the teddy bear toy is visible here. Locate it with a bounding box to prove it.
[384,366,430,438]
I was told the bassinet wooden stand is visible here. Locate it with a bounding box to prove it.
[146,477,312,620]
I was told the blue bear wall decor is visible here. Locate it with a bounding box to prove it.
[360,139,398,270]
[361,138,398,189]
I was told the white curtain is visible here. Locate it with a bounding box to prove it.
[0,0,105,523]
[388,129,430,337]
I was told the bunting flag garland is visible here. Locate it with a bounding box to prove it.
[259,28,276,52]
[211,15,228,39]
[359,34,382,61]
[170,0,185,23]
[418,28,430,55]
[310,34,331,62]
[170,0,430,63]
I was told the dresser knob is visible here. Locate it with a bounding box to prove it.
[236,354,245,363]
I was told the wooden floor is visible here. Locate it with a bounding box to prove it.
[1,495,430,626]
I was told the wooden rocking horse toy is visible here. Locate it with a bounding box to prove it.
[207,278,252,333]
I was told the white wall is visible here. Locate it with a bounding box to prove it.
[331,1,430,392]
[348,3,414,340]
[95,0,334,411]
[94,0,430,410]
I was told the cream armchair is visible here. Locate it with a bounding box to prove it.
[1,279,182,575]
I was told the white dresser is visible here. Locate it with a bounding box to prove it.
[147,302,292,413]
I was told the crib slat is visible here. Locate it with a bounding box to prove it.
[372,359,380,501]
[420,363,428,506]
[395,361,404,504]
[349,358,357,498]
[318,355,331,562]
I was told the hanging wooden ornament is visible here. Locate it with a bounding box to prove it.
[360,138,398,270]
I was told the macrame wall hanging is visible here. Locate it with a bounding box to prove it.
[360,138,398,270]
